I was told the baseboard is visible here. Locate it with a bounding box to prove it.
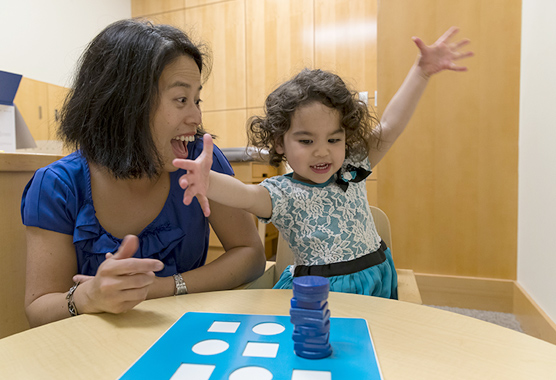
[415,273,556,345]
[414,273,514,312]
[513,282,556,345]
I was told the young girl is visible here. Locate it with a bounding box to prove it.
[174,27,472,298]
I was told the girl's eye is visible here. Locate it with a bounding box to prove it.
[299,140,312,145]
[329,138,343,143]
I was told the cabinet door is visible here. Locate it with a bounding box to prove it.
[14,78,49,141]
[142,9,186,28]
[47,83,69,139]
[245,0,314,108]
[202,109,248,148]
[315,0,377,95]
[185,0,246,112]
[131,0,184,17]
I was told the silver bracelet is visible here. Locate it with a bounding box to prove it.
[173,273,188,296]
[66,282,80,316]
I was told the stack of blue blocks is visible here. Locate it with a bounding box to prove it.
[290,276,333,359]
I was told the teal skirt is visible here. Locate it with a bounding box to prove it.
[273,247,398,299]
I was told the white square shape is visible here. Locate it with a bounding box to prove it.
[291,369,332,380]
[208,321,240,333]
[170,363,215,380]
[242,342,280,358]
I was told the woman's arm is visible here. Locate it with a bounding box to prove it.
[146,201,267,298]
[184,201,266,292]
[369,27,473,168]
[173,134,273,218]
[25,227,163,327]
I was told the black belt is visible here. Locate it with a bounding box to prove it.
[293,240,388,278]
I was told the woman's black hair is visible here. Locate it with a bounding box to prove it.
[248,69,380,167]
[58,19,212,178]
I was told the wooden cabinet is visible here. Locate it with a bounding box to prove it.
[0,153,65,338]
[131,0,184,16]
[46,83,69,139]
[13,78,49,141]
[13,77,69,143]
[245,0,314,108]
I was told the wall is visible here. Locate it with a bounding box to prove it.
[0,0,131,87]
[518,0,556,323]
[377,0,521,280]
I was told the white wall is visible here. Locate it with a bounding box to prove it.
[0,0,131,87]
[518,0,556,323]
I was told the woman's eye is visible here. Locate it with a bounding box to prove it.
[195,99,203,106]
[177,97,187,104]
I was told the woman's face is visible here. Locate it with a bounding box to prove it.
[151,55,202,172]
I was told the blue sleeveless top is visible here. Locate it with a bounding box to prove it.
[21,139,233,277]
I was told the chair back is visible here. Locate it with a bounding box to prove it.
[274,205,392,283]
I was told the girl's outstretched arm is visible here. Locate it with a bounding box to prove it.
[369,26,473,167]
[173,134,273,219]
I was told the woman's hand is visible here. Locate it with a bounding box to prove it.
[72,235,164,314]
[173,133,214,217]
[413,27,474,78]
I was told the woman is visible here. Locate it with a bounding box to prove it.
[21,19,266,327]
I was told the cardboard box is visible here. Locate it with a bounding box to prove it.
[0,70,36,152]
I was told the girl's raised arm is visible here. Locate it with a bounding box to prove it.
[368,27,473,168]
[173,134,273,219]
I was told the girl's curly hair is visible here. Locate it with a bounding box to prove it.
[247,69,381,167]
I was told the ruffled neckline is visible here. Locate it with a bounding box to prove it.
[73,153,185,259]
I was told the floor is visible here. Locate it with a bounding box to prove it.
[427,305,524,333]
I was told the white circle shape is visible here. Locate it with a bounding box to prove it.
[191,339,229,355]
[252,322,285,336]
[229,366,273,380]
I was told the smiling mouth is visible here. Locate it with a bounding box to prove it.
[171,134,196,159]
[310,163,331,173]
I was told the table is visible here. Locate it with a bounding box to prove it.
[1,289,555,379]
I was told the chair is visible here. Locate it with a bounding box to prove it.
[241,206,422,304]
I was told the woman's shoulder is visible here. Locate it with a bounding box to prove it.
[33,151,88,186]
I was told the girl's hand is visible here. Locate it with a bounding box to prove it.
[173,133,214,217]
[413,26,474,78]
[73,235,164,314]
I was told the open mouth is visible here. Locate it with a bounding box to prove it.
[310,163,331,173]
[171,135,196,159]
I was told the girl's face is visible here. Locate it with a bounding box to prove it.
[151,55,202,172]
[276,101,346,184]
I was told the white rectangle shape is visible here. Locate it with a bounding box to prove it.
[170,363,215,380]
[242,342,279,358]
[292,369,332,380]
[208,321,241,333]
